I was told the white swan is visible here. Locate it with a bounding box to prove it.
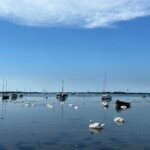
[102,101,109,107]
[24,103,35,107]
[89,120,105,129]
[114,117,124,123]
[46,103,53,109]
[74,106,78,110]
[121,105,127,110]
[68,104,74,107]
[24,103,29,107]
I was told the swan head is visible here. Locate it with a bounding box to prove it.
[101,124,105,128]
[89,120,93,123]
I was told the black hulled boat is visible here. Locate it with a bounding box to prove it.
[56,80,68,101]
[11,93,18,100]
[115,100,131,112]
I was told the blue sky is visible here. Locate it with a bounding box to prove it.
[0,1,150,92]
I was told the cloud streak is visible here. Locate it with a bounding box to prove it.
[0,0,150,28]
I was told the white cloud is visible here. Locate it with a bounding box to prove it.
[0,0,150,28]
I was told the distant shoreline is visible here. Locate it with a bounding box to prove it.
[0,91,149,96]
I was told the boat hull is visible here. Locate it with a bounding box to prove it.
[101,94,112,101]
[116,100,130,107]
[56,93,68,101]
[115,100,131,112]
[2,95,9,100]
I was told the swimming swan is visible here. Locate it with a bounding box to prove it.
[74,106,78,110]
[102,101,109,107]
[24,103,35,107]
[121,105,127,110]
[114,117,124,123]
[68,104,74,107]
[46,103,54,109]
[89,120,105,129]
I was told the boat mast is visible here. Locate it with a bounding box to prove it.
[2,78,4,95]
[5,80,7,94]
[103,70,107,93]
[62,80,64,93]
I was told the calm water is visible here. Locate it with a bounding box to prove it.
[0,95,150,150]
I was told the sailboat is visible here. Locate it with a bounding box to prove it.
[11,93,18,100]
[56,80,68,101]
[101,71,112,101]
[2,79,9,101]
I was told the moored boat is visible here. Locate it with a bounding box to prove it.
[102,94,112,101]
[19,94,23,98]
[115,100,131,112]
[115,100,131,107]
[2,79,9,101]
[2,95,9,101]
[56,80,68,101]
[101,71,112,101]
[11,93,18,100]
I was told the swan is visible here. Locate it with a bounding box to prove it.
[74,106,78,110]
[89,120,105,129]
[31,103,35,107]
[24,103,29,107]
[114,117,124,123]
[102,101,109,107]
[46,103,53,109]
[121,105,127,110]
[24,103,35,107]
[68,104,74,107]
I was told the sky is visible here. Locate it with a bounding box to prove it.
[0,0,150,92]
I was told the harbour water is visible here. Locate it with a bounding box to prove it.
[0,94,150,150]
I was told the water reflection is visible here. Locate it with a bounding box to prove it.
[0,101,7,119]
[89,128,103,135]
[60,102,64,120]
[114,121,124,126]
[0,94,149,150]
